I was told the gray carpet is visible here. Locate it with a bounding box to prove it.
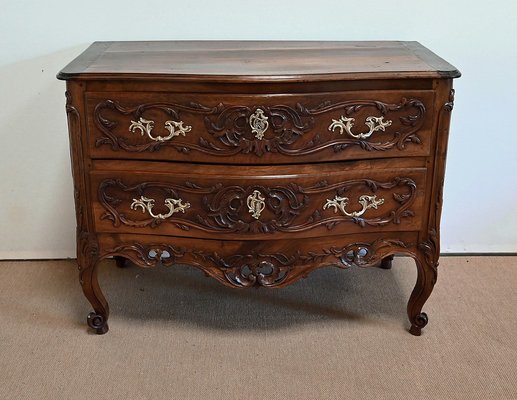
[0,256,516,400]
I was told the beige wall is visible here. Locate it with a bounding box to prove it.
[0,0,515,257]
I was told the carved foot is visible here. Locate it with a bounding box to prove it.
[114,256,126,268]
[407,244,438,336]
[409,312,428,336]
[379,255,394,269]
[87,311,109,335]
[78,233,110,334]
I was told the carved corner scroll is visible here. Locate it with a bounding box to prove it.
[407,89,456,336]
[444,89,455,112]
[94,97,426,157]
[66,90,109,334]
[419,88,456,274]
[65,91,85,232]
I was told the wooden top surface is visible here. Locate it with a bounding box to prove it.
[57,41,460,82]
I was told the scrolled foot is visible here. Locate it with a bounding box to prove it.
[409,312,428,336]
[87,311,109,335]
[379,255,394,270]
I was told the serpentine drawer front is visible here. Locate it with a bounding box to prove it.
[58,41,460,336]
[87,91,434,164]
[91,161,427,239]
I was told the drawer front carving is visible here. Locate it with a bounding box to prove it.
[91,163,427,240]
[87,91,434,164]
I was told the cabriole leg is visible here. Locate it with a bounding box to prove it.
[78,234,109,334]
[407,249,438,336]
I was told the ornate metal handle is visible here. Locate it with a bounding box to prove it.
[328,116,392,139]
[249,109,269,140]
[247,190,266,219]
[323,195,384,217]
[129,117,192,142]
[131,196,190,219]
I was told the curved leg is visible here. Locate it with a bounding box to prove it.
[78,234,109,334]
[407,249,438,336]
[114,256,127,268]
[379,255,394,269]
[80,262,109,334]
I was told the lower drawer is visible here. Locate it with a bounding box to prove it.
[91,160,428,240]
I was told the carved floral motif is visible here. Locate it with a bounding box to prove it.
[415,89,456,284]
[104,238,410,288]
[409,89,456,335]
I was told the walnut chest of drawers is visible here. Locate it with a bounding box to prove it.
[58,41,460,335]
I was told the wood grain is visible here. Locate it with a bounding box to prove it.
[57,41,460,82]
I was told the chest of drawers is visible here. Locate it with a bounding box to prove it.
[58,41,459,335]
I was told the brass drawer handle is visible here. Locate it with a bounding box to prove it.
[247,190,266,219]
[249,109,269,140]
[323,195,384,217]
[328,116,392,139]
[131,196,190,219]
[129,117,192,142]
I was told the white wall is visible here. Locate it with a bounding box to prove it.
[0,0,516,258]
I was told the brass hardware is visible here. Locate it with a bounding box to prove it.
[246,190,266,219]
[328,116,392,139]
[131,196,190,219]
[323,195,384,217]
[249,109,269,140]
[129,117,192,142]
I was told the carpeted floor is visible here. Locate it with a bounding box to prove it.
[0,256,516,400]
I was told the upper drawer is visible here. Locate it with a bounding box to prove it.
[86,90,435,164]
